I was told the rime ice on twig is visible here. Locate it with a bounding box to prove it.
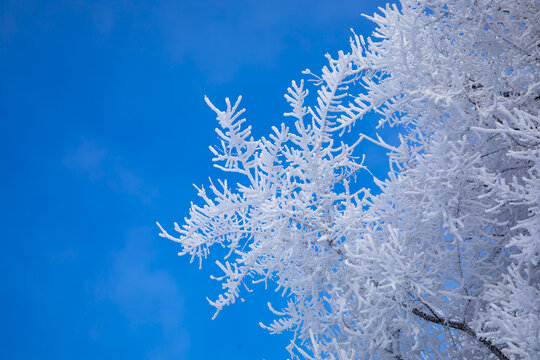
[160,1,540,359]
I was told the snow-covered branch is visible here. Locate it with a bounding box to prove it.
[160,1,540,358]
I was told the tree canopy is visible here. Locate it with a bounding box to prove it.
[158,0,539,358]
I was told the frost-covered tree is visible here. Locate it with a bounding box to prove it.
[158,0,539,358]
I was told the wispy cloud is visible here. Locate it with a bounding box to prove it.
[90,2,116,36]
[95,227,189,359]
[48,248,78,264]
[0,12,16,42]
[63,140,157,203]
[63,140,108,180]
[3,0,378,82]
[155,0,378,83]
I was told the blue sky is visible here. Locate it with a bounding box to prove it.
[1,1,389,359]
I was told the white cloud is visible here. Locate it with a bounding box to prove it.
[63,140,157,203]
[63,140,107,180]
[96,226,189,358]
[91,2,116,36]
[155,0,378,83]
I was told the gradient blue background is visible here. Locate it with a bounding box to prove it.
[1,1,390,359]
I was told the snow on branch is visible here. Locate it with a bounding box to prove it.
[159,1,540,359]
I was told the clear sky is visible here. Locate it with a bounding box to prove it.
[1,1,389,359]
